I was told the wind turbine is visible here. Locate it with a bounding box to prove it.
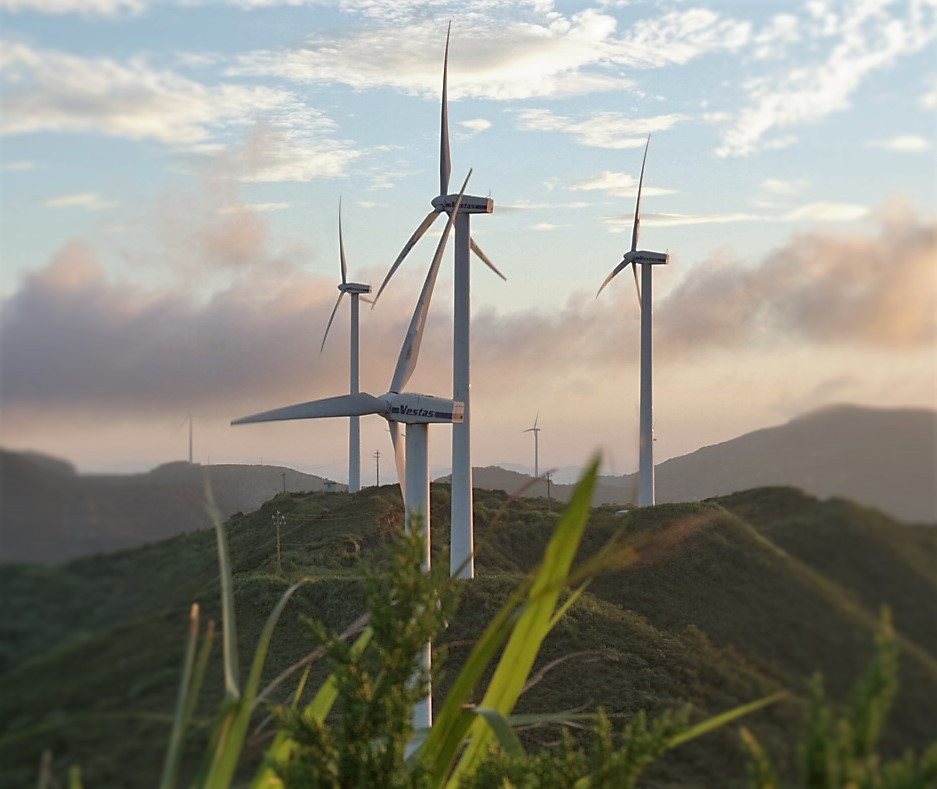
[524,412,541,479]
[233,171,474,731]
[597,136,669,507]
[373,23,504,580]
[320,200,372,493]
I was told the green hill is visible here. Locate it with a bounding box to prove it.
[1,484,935,787]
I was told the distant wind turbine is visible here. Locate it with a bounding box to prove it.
[373,23,504,580]
[233,170,475,731]
[524,412,541,479]
[320,200,372,493]
[597,136,669,507]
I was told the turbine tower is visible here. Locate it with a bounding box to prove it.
[234,171,475,731]
[597,137,669,507]
[373,24,504,580]
[320,200,372,493]
[524,412,541,479]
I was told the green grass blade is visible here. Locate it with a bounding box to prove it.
[446,458,599,786]
[472,708,526,762]
[183,619,216,728]
[666,692,787,749]
[248,626,374,789]
[158,603,201,789]
[203,579,312,788]
[205,480,239,701]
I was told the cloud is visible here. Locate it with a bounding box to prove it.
[515,109,686,148]
[460,118,492,134]
[43,192,115,211]
[716,0,937,157]
[569,170,677,196]
[0,41,360,180]
[760,177,809,196]
[868,134,932,153]
[656,209,937,353]
[782,202,868,222]
[921,74,937,108]
[2,159,35,171]
[614,8,751,66]
[602,201,868,230]
[231,14,631,101]
[0,0,143,15]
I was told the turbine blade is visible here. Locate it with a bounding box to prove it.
[596,259,629,298]
[470,237,506,281]
[631,135,650,253]
[534,409,539,429]
[320,291,345,352]
[631,260,642,307]
[440,21,451,197]
[373,211,439,306]
[232,393,387,425]
[391,169,472,393]
[359,295,374,304]
[338,198,347,285]
[389,421,406,501]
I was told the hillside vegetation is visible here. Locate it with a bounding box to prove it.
[1,483,935,786]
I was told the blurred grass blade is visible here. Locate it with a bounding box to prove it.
[547,581,590,631]
[472,708,526,761]
[158,603,201,789]
[203,580,312,788]
[446,458,599,786]
[249,626,374,789]
[205,480,239,701]
[666,691,787,749]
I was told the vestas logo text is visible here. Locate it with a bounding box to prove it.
[390,406,454,419]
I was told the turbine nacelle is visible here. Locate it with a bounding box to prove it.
[431,193,494,214]
[387,393,464,424]
[623,250,669,266]
[339,282,372,294]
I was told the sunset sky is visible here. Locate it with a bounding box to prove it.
[1,0,935,484]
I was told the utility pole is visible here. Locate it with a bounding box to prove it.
[273,510,283,575]
[374,450,381,487]
[546,471,552,511]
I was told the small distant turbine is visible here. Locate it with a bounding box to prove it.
[373,23,504,580]
[524,412,541,479]
[234,170,475,732]
[320,200,372,493]
[597,136,669,507]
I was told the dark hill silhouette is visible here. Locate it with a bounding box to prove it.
[0,451,343,563]
[451,405,937,523]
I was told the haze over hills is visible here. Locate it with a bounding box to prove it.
[0,451,344,564]
[464,405,937,523]
[1,483,935,786]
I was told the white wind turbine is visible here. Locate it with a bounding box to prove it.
[597,137,669,507]
[234,171,475,731]
[373,23,504,580]
[320,200,372,493]
[524,412,541,479]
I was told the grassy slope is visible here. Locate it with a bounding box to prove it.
[1,485,935,787]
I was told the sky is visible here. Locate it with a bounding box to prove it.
[1,0,935,485]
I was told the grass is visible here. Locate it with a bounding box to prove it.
[1,482,936,785]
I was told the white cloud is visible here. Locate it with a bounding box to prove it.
[921,74,937,108]
[716,0,937,157]
[569,170,677,196]
[43,192,115,210]
[0,0,142,15]
[760,177,809,196]
[0,41,361,181]
[231,15,630,101]
[613,9,751,66]
[531,222,558,231]
[752,13,800,59]
[783,201,868,222]
[460,118,492,133]
[2,159,35,171]
[515,109,686,148]
[868,134,932,152]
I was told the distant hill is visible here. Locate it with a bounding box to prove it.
[453,405,937,523]
[1,484,935,786]
[0,451,343,564]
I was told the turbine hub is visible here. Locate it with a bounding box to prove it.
[339,282,372,294]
